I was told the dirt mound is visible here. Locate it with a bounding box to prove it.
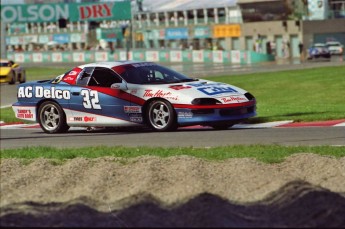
[1,154,345,227]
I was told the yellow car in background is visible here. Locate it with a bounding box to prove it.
[0,59,26,84]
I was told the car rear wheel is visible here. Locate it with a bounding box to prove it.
[38,101,69,134]
[146,99,177,131]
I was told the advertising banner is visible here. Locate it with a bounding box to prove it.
[231,50,241,64]
[213,24,241,38]
[170,51,182,62]
[204,50,212,63]
[9,23,26,33]
[95,52,108,62]
[24,35,38,44]
[70,33,86,43]
[182,51,192,62]
[9,36,24,45]
[165,28,188,40]
[145,51,159,62]
[84,52,95,62]
[194,26,211,38]
[32,53,43,62]
[52,52,63,62]
[73,52,85,62]
[159,51,169,62]
[96,28,123,41]
[307,0,329,20]
[192,50,204,63]
[1,2,131,23]
[14,53,26,63]
[212,51,224,63]
[39,34,52,44]
[53,34,70,44]
[62,52,73,62]
[132,51,145,61]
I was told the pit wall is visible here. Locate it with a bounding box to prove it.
[7,50,274,64]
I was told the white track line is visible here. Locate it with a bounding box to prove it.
[233,120,294,129]
[334,122,345,127]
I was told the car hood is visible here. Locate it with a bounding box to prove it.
[129,79,251,105]
[0,67,11,75]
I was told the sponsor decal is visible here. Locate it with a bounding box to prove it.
[84,116,96,122]
[220,95,248,104]
[178,112,193,118]
[78,3,112,20]
[187,83,238,96]
[124,106,142,113]
[69,117,83,121]
[132,62,156,68]
[62,67,82,85]
[198,86,238,96]
[16,109,33,119]
[143,89,178,100]
[169,85,192,90]
[129,114,143,122]
[68,70,79,76]
[130,89,138,94]
[18,86,71,100]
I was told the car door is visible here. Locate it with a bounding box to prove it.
[68,66,134,126]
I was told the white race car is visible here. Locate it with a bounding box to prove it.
[12,61,256,133]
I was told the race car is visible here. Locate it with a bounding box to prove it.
[307,43,331,60]
[326,41,344,55]
[0,59,26,84]
[12,61,256,133]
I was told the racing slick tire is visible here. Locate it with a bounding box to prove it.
[18,70,26,83]
[8,71,16,85]
[146,99,178,132]
[38,101,70,134]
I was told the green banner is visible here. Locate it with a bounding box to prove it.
[9,23,26,33]
[96,28,123,41]
[1,2,131,23]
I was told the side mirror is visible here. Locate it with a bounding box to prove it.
[111,81,128,90]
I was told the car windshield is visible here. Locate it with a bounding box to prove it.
[327,43,340,47]
[116,63,198,84]
[0,62,9,67]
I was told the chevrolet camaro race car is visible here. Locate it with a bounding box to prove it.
[12,61,256,133]
[307,43,331,60]
[0,59,26,84]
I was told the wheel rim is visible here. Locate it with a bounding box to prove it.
[149,102,171,129]
[40,104,61,131]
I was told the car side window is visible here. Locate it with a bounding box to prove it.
[76,67,94,86]
[88,67,122,87]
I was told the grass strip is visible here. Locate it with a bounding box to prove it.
[1,145,344,164]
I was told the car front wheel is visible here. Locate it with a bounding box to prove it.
[38,101,69,134]
[146,99,177,131]
[8,71,16,84]
[18,70,26,83]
